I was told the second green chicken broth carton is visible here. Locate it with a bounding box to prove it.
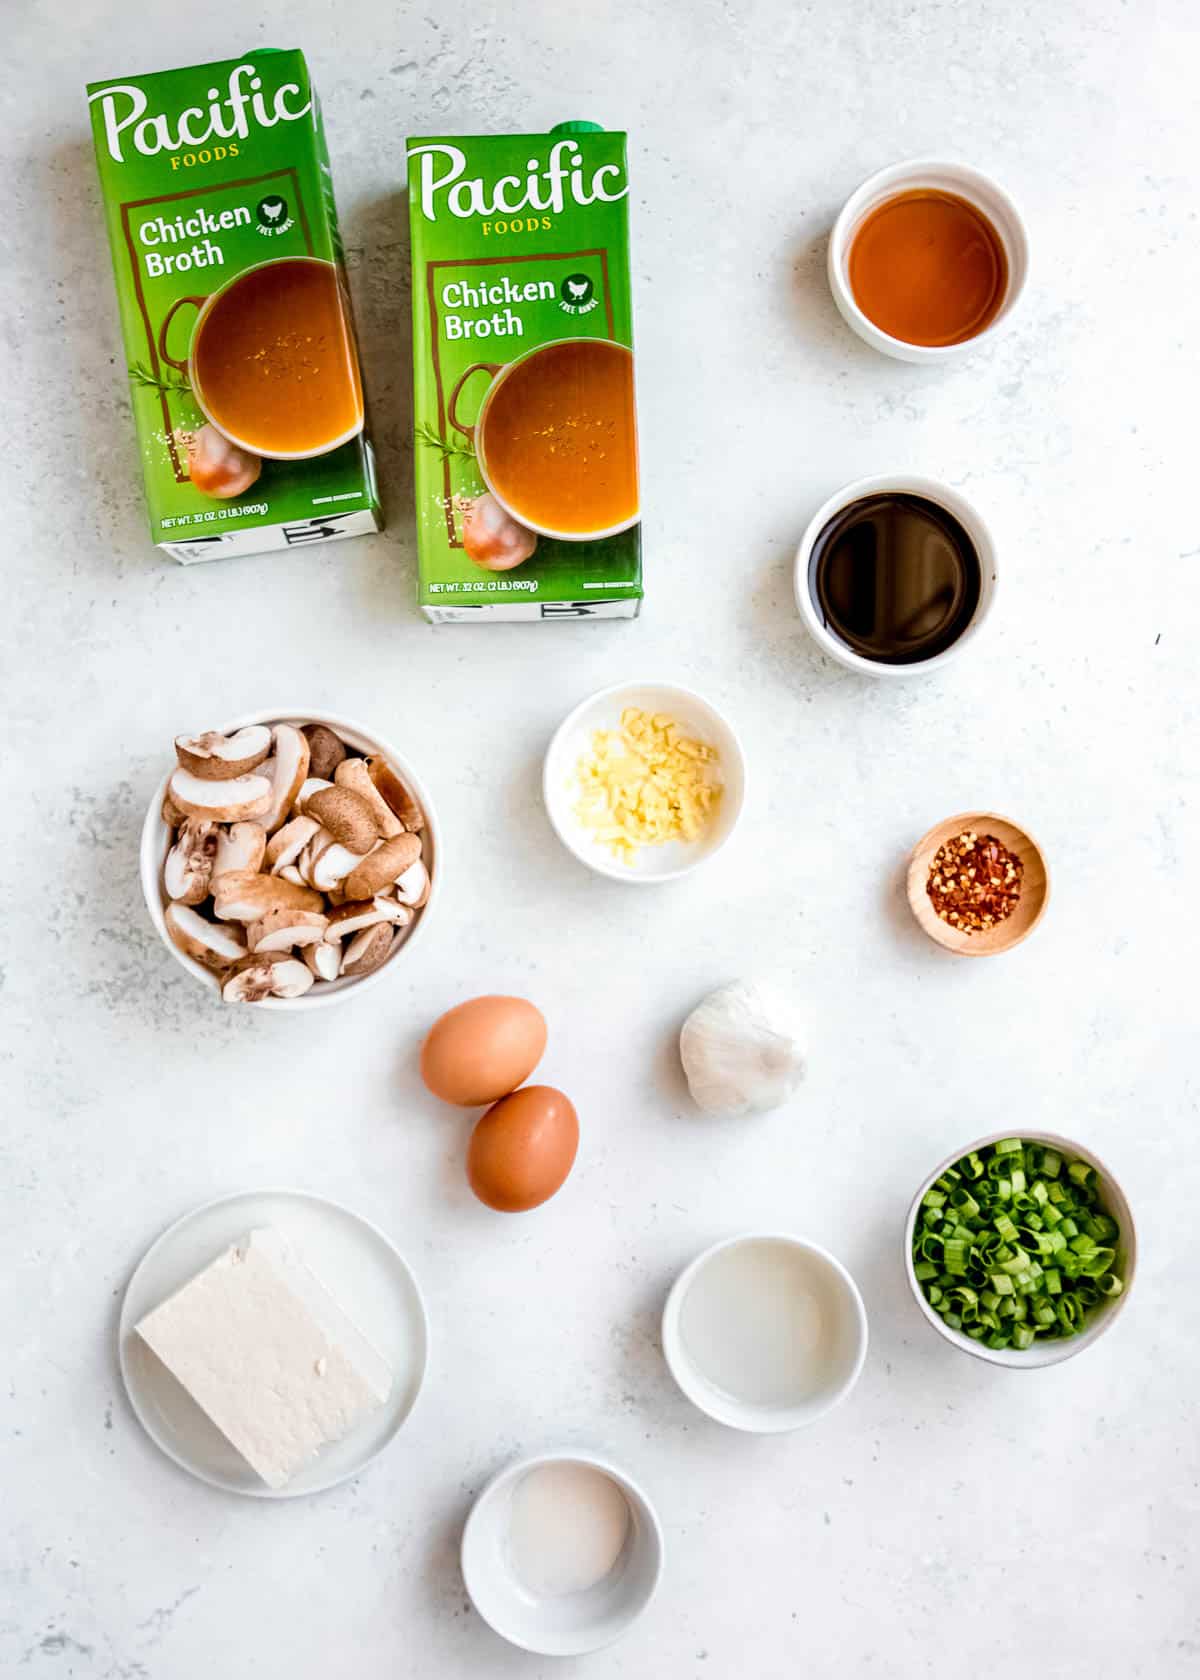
[407,124,643,622]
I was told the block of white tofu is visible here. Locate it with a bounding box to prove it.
[135,1227,392,1489]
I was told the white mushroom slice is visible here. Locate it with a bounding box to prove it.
[164,902,247,972]
[335,757,403,839]
[246,907,330,954]
[212,820,267,880]
[222,953,314,1004]
[324,897,406,942]
[302,724,347,781]
[175,725,272,781]
[260,725,311,834]
[373,895,414,925]
[367,756,425,832]
[339,922,395,979]
[293,777,334,814]
[305,786,382,854]
[211,869,324,924]
[295,827,334,887]
[303,940,342,982]
[265,814,320,874]
[278,865,305,886]
[311,842,368,892]
[162,819,218,906]
[342,833,421,901]
[392,858,430,908]
[168,767,272,824]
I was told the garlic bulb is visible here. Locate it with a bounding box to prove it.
[679,980,804,1117]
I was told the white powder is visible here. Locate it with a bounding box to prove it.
[506,1462,631,1598]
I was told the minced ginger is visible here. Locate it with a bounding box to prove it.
[572,708,722,863]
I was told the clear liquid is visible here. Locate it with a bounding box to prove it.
[679,1240,845,1406]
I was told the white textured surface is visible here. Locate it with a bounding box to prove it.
[2,1,1198,1675]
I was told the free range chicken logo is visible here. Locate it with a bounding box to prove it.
[558,272,598,316]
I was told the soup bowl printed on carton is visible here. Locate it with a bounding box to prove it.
[448,337,638,542]
[87,50,381,563]
[407,125,643,623]
[157,254,365,460]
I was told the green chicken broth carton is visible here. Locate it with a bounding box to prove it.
[88,50,381,563]
[408,124,643,621]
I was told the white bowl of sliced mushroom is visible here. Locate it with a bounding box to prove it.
[140,711,439,1009]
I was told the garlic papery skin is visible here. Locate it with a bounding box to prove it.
[679,981,804,1117]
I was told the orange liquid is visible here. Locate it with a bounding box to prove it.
[848,189,1008,347]
[194,258,363,455]
[482,339,638,535]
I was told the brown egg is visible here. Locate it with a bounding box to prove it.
[466,1085,579,1212]
[420,995,548,1107]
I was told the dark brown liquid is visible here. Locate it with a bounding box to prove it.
[810,494,981,664]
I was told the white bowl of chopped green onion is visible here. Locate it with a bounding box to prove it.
[905,1133,1136,1368]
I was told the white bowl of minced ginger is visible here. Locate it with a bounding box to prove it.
[542,680,746,883]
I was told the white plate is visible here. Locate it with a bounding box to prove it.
[542,680,747,883]
[119,1189,429,1498]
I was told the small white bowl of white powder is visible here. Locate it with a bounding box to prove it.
[461,1449,663,1655]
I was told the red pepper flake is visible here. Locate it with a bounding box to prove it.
[926,830,1023,934]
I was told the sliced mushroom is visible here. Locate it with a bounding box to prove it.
[302,724,347,781]
[175,725,273,781]
[339,922,395,978]
[246,907,330,954]
[367,756,425,832]
[265,814,320,874]
[373,895,415,925]
[213,820,267,880]
[293,777,334,814]
[162,787,186,828]
[335,757,403,839]
[305,786,381,854]
[392,858,429,908]
[222,952,314,1003]
[168,767,273,824]
[277,864,305,886]
[295,827,334,887]
[310,842,369,892]
[324,896,411,942]
[342,833,421,901]
[165,902,247,971]
[212,869,324,924]
[303,940,342,982]
[163,819,218,906]
[259,724,311,833]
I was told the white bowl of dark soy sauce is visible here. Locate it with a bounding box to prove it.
[793,474,997,676]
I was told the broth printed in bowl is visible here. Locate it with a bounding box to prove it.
[193,258,364,458]
[480,338,638,538]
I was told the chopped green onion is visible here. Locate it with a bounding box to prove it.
[912,1139,1125,1350]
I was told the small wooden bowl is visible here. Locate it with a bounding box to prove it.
[906,812,1049,957]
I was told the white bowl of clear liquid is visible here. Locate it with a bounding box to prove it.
[461,1448,664,1655]
[662,1233,868,1432]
